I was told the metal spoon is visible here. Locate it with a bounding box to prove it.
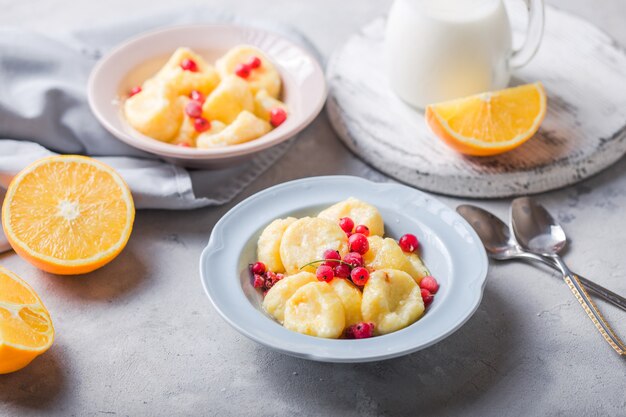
[511,197,625,355]
[456,204,626,312]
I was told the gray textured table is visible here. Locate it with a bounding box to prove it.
[1,1,625,416]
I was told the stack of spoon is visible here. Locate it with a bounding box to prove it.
[458,197,626,356]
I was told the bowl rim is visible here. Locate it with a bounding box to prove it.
[199,176,489,362]
[87,23,327,160]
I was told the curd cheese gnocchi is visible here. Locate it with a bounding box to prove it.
[279,217,349,275]
[364,236,423,283]
[361,269,424,335]
[216,45,282,98]
[329,278,363,327]
[256,217,297,273]
[124,45,288,148]
[318,197,385,236]
[251,198,439,339]
[283,282,346,339]
[124,85,185,142]
[154,48,220,96]
[262,271,317,324]
[201,75,254,124]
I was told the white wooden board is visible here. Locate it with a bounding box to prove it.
[326,7,626,198]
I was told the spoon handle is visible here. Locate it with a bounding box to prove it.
[575,275,626,312]
[514,252,626,312]
[553,257,626,355]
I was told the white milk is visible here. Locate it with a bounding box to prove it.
[385,0,513,108]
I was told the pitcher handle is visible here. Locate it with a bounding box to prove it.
[510,0,545,69]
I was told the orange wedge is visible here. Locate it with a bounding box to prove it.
[425,82,547,156]
[0,266,54,374]
[2,155,135,275]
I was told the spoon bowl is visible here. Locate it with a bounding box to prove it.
[456,205,518,260]
[510,197,567,255]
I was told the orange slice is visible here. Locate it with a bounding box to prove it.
[425,82,547,156]
[0,266,54,374]
[2,155,135,275]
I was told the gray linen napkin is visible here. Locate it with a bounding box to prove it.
[0,9,320,253]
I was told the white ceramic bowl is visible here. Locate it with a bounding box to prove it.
[87,24,326,168]
[199,176,488,362]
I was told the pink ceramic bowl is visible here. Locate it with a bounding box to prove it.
[87,24,326,168]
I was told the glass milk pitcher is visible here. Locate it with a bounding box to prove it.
[385,0,544,108]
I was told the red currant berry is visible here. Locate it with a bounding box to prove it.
[316,265,334,282]
[193,117,211,132]
[251,261,267,275]
[323,249,341,260]
[129,86,142,97]
[235,63,251,78]
[248,56,262,69]
[354,225,370,236]
[350,267,369,286]
[343,252,363,268]
[334,263,351,278]
[419,276,439,294]
[344,326,355,339]
[323,249,341,267]
[269,108,287,127]
[190,90,205,103]
[350,322,375,339]
[421,288,434,307]
[253,274,265,289]
[339,217,355,233]
[180,58,198,72]
[185,100,203,118]
[399,233,419,252]
[177,143,191,147]
[265,271,281,290]
[348,233,369,255]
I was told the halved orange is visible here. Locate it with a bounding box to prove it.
[425,82,547,156]
[2,155,135,275]
[0,266,54,374]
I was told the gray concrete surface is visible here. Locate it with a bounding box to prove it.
[1,0,625,416]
